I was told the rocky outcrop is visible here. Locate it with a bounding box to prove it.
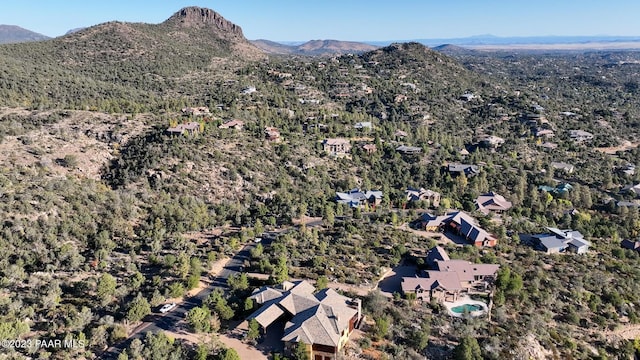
[164,6,244,37]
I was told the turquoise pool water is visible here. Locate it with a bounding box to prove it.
[451,303,484,314]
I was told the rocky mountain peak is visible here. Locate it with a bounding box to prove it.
[164,6,244,37]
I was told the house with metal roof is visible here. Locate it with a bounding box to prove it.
[531,227,590,254]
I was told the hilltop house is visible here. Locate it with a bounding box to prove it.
[248,280,361,360]
[530,227,591,254]
[539,183,573,195]
[322,138,352,156]
[569,129,594,142]
[353,121,373,130]
[621,183,640,197]
[478,135,505,148]
[405,187,441,208]
[396,145,422,155]
[448,163,480,177]
[402,247,499,302]
[181,106,210,116]
[475,192,512,215]
[362,144,377,154]
[219,119,244,130]
[551,162,575,174]
[166,122,200,136]
[416,211,497,247]
[336,189,383,208]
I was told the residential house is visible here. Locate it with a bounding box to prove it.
[416,211,497,247]
[362,144,377,154]
[181,107,210,116]
[405,187,441,208]
[534,128,555,138]
[460,93,476,101]
[336,188,383,208]
[353,121,373,130]
[539,183,573,195]
[621,183,640,197]
[396,145,422,155]
[478,135,505,148]
[322,138,352,156]
[619,164,636,176]
[248,280,361,360]
[621,239,640,253]
[394,129,408,139]
[551,162,575,174]
[569,129,594,142]
[448,163,480,177]
[265,127,281,142]
[218,119,244,130]
[401,247,499,302]
[166,122,200,136]
[475,192,512,215]
[531,227,591,254]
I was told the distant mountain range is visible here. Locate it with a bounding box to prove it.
[252,39,379,55]
[0,25,49,44]
[367,35,640,48]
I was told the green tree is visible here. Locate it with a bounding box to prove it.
[373,316,390,340]
[292,341,310,360]
[127,294,151,323]
[227,273,249,292]
[97,273,117,305]
[316,276,328,291]
[187,306,212,333]
[246,319,260,342]
[221,348,241,360]
[454,336,482,360]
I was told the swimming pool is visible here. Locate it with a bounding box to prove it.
[451,303,484,314]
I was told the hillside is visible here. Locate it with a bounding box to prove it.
[0,6,264,112]
[0,24,50,44]
[2,6,640,360]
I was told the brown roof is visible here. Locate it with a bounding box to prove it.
[434,260,500,282]
[475,192,513,214]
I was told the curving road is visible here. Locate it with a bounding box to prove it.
[101,235,275,359]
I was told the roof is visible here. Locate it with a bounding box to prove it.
[250,286,285,304]
[353,121,372,129]
[433,260,500,282]
[448,163,480,175]
[167,122,200,133]
[219,119,244,128]
[425,246,450,265]
[336,188,382,205]
[621,239,640,251]
[475,192,513,214]
[247,281,359,348]
[396,145,422,153]
[323,138,350,146]
[249,301,286,328]
[406,187,440,201]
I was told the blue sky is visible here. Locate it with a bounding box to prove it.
[2,0,639,41]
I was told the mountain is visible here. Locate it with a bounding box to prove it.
[432,44,478,56]
[0,25,49,44]
[251,39,378,55]
[0,6,265,111]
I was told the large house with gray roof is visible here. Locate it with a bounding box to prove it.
[248,280,362,360]
[335,188,383,209]
[531,227,591,254]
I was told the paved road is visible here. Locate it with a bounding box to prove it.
[102,235,276,359]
